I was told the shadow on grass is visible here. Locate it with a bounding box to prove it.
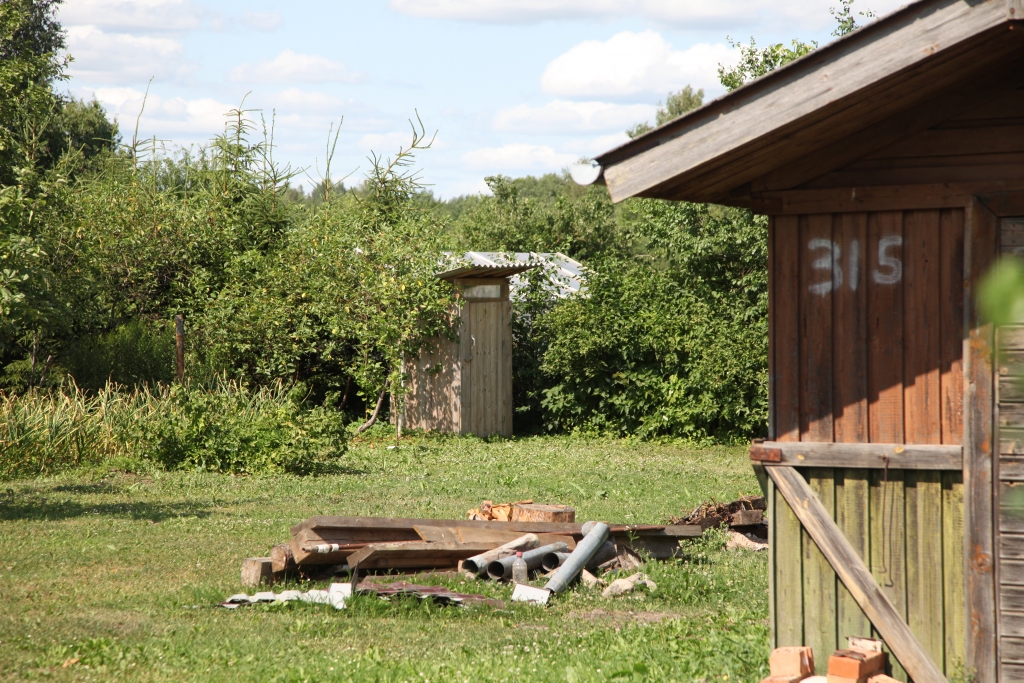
[0,493,217,523]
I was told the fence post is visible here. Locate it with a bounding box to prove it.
[174,315,185,383]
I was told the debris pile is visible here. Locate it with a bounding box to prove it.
[671,494,767,531]
[238,502,703,606]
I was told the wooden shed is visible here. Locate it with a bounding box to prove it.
[398,263,527,439]
[585,1,1024,680]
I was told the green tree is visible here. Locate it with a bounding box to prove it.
[717,37,817,92]
[627,85,705,138]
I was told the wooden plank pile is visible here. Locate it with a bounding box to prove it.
[241,503,703,586]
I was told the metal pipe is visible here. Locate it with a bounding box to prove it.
[461,533,539,576]
[586,540,618,570]
[541,551,570,572]
[544,521,610,594]
[486,542,568,580]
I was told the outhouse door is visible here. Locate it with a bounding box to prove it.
[457,278,513,438]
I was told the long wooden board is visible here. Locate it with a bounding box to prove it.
[346,542,497,570]
[751,441,962,470]
[768,466,949,683]
[292,515,701,538]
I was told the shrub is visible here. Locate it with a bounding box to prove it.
[0,381,347,480]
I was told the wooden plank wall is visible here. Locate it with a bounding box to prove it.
[401,337,461,433]
[461,299,513,438]
[996,217,1024,681]
[769,210,965,679]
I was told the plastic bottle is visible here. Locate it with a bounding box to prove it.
[511,551,528,584]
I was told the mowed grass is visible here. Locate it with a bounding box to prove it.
[0,432,768,683]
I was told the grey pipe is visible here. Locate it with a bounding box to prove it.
[544,521,610,594]
[486,542,568,580]
[586,540,618,570]
[541,551,570,572]
[461,533,539,575]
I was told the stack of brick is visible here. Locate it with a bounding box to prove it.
[827,647,894,683]
[761,646,814,683]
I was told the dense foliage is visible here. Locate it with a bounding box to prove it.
[1,0,876,474]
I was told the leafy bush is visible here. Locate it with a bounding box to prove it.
[0,381,347,479]
[59,320,176,391]
[134,382,346,475]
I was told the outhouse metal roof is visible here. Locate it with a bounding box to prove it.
[437,252,586,299]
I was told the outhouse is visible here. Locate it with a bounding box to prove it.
[399,253,584,439]
[584,1,1024,680]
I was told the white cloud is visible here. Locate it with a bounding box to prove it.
[90,86,236,138]
[60,0,205,33]
[266,88,348,113]
[461,144,577,172]
[494,100,654,134]
[66,25,193,85]
[229,50,363,84]
[542,31,734,98]
[243,12,282,31]
[390,0,908,30]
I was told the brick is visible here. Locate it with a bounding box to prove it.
[866,675,899,683]
[827,649,885,678]
[770,646,815,677]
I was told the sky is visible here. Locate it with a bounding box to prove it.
[58,0,906,199]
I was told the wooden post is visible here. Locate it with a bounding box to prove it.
[174,314,185,383]
[963,198,998,683]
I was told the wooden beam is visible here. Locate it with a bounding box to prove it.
[750,181,1024,216]
[767,466,949,683]
[750,441,963,470]
[291,515,699,538]
[597,0,1012,202]
[964,197,999,683]
[979,191,1024,217]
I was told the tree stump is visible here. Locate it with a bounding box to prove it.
[241,557,275,587]
[511,503,575,523]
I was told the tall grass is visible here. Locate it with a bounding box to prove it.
[0,380,347,480]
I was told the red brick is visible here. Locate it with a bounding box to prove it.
[770,646,815,677]
[827,649,885,678]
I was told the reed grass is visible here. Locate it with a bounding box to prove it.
[0,380,347,479]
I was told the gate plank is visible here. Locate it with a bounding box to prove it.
[775,478,805,647]
[906,471,946,670]
[838,470,873,648]
[801,214,834,441]
[867,212,904,444]
[940,208,965,445]
[803,469,838,672]
[871,468,908,682]
[775,215,801,441]
[943,472,966,674]
[769,466,949,683]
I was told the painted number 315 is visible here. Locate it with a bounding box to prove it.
[808,235,902,296]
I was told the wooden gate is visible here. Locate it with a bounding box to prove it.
[762,209,968,681]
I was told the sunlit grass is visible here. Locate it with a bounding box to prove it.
[0,432,768,682]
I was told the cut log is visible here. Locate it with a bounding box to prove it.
[270,543,296,573]
[730,509,765,527]
[241,557,275,587]
[511,503,576,523]
[345,541,497,570]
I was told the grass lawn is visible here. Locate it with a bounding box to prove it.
[0,432,768,683]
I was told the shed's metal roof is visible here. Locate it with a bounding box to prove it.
[438,252,586,299]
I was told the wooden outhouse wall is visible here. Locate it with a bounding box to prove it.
[996,217,1024,681]
[767,210,966,679]
[400,277,514,439]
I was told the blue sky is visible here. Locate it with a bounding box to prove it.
[58,0,904,199]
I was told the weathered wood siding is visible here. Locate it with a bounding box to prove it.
[402,337,461,433]
[769,210,965,679]
[460,298,513,438]
[996,217,1024,682]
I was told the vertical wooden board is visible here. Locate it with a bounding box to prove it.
[460,305,472,435]
[944,472,967,675]
[870,468,909,681]
[868,212,905,444]
[803,468,838,673]
[837,470,873,645]
[769,476,778,649]
[964,198,998,683]
[940,209,965,445]
[903,210,943,445]
[834,212,869,444]
[801,214,835,442]
[776,478,805,647]
[905,471,946,672]
[775,215,801,442]
[769,217,777,440]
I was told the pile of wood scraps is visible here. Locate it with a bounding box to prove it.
[241,503,703,588]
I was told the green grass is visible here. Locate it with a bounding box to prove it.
[0,431,769,682]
